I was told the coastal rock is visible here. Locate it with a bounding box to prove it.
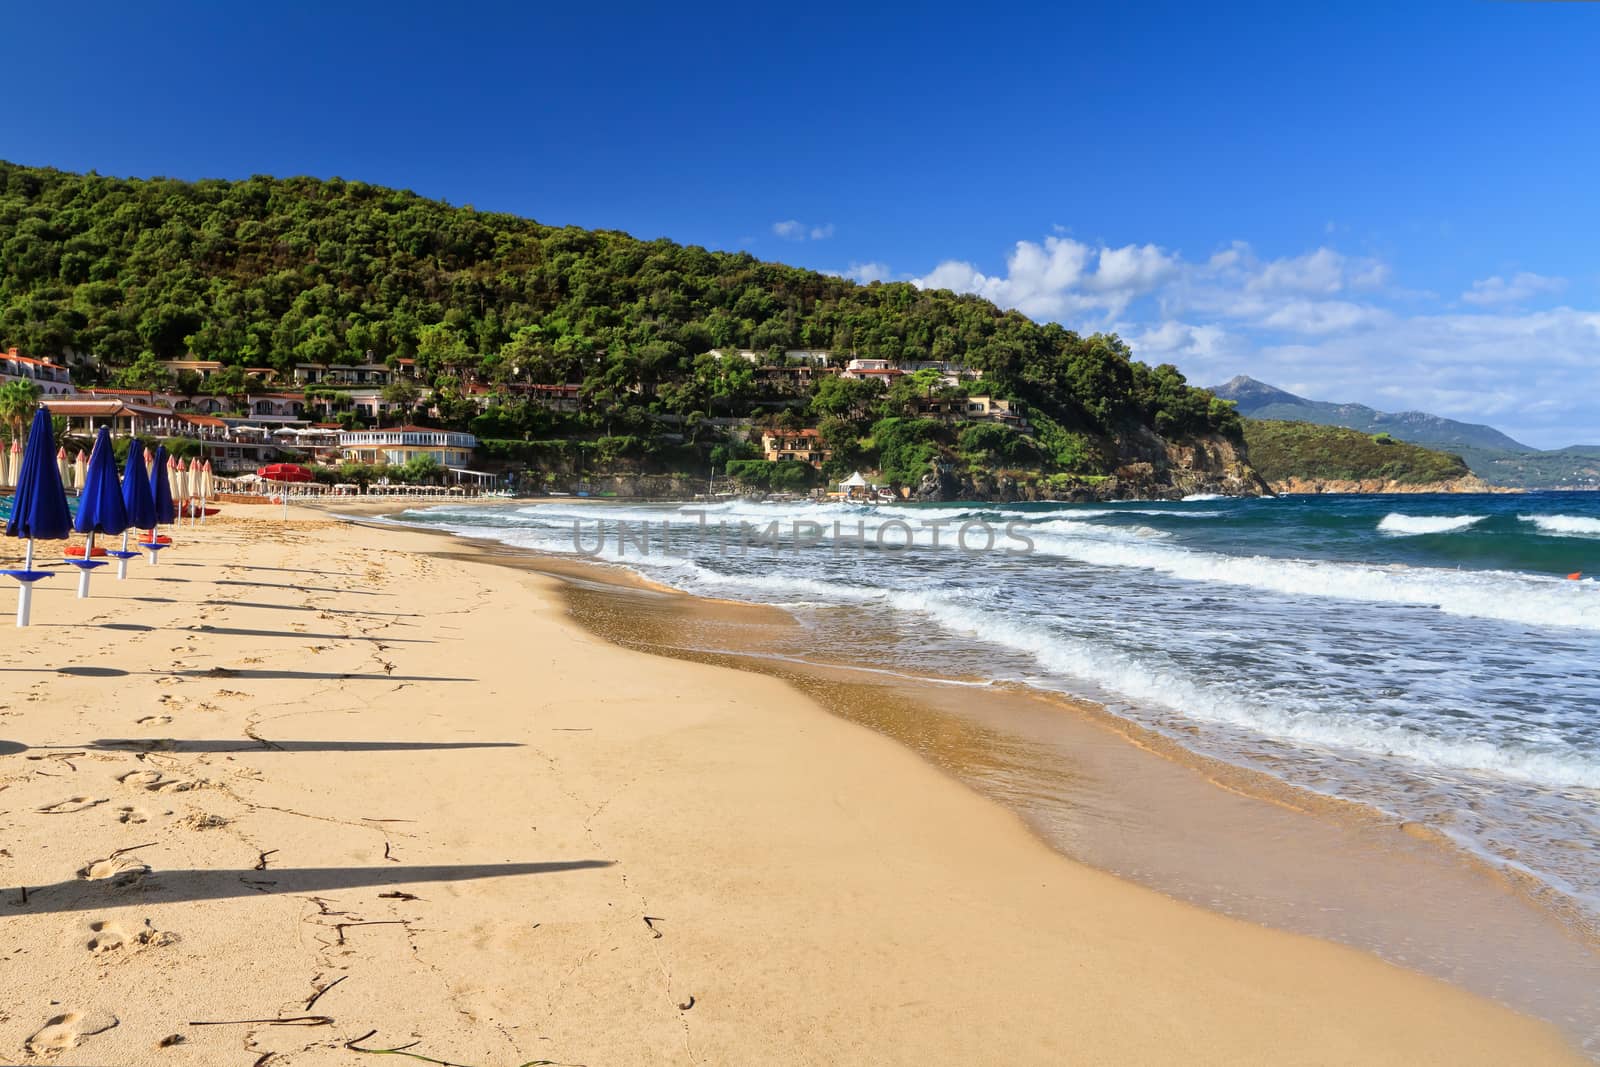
[1269,473,1516,495]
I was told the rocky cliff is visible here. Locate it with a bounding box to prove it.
[1267,474,1515,495]
[910,431,1271,503]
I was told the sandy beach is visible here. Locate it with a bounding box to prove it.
[0,509,1584,1065]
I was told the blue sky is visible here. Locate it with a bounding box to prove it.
[4,1,1599,446]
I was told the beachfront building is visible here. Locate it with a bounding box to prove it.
[760,428,832,468]
[272,425,345,464]
[1,348,76,395]
[338,426,477,468]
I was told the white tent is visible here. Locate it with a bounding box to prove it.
[839,471,869,489]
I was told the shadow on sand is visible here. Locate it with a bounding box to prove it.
[7,666,471,682]
[7,861,614,914]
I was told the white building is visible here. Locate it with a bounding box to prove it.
[338,426,477,468]
[2,348,76,395]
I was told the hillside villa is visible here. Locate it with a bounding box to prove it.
[2,348,76,395]
[914,395,1030,430]
[760,428,832,467]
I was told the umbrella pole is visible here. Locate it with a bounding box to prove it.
[118,531,130,579]
[77,531,96,598]
[16,538,34,627]
[147,526,159,565]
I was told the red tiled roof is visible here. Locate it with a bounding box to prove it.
[2,348,66,368]
[82,387,164,398]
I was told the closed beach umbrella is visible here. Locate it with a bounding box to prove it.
[172,458,187,516]
[56,446,69,491]
[7,437,20,489]
[118,438,157,578]
[3,409,72,626]
[69,427,128,599]
[74,449,88,492]
[146,443,176,564]
[144,445,154,477]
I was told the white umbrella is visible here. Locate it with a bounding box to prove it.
[56,446,69,492]
[73,450,88,492]
[197,460,213,524]
[7,438,20,489]
[167,457,183,513]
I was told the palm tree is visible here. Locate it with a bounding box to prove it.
[0,380,43,442]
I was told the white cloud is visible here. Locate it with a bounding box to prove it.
[772,219,834,241]
[1461,271,1566,306]
[841,261,891,284]
[1256,299,1390,335]
[1245,307,1600,446]
[901,230,1600,447]
[914,236,1178,318]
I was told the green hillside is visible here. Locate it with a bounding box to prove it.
[1242,419,1472,486]
[0,161,1236,466]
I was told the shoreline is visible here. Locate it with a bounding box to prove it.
[2,507,1586,1063]
[331,497,1600,1051]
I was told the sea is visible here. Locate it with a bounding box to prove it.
[392,492,1600,930]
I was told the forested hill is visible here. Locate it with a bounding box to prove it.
[1242,419,1481,492]
[0,160,1256,499]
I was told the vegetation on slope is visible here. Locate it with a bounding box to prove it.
[1242,419,1471,486]
[0,161,1238,490]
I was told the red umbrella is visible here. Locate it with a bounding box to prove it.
[257,463,314,483]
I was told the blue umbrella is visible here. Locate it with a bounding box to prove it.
[143,443,175,564]
[67,427,128,598]
[118,438,157,578]
[2,408,72,626]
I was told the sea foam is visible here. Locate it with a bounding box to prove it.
[1521,514,1600,538]
[1377,513,1486,536]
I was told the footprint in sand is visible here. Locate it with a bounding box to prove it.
[136,715,173,726]
[118,769,202,793]
[86,918,179,953]
[36,796,108,814]
[78,855,151,882]
[116,806,150,824]
[25,1010,120,1056]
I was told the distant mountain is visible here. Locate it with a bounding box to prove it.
[1210,376,1599,489]
[1210,376,1531,452]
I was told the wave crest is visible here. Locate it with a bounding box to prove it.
[1377,514,1486,536]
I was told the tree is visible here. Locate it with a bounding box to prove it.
[810,375,883,425]
[203,364,252,405]
[381,378,421,416]
[115,353,173,391]
[0,380,42,440]
[414,323,473,381]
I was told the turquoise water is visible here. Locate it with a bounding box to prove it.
[0,495,81,522]
[399,492,1600,926]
